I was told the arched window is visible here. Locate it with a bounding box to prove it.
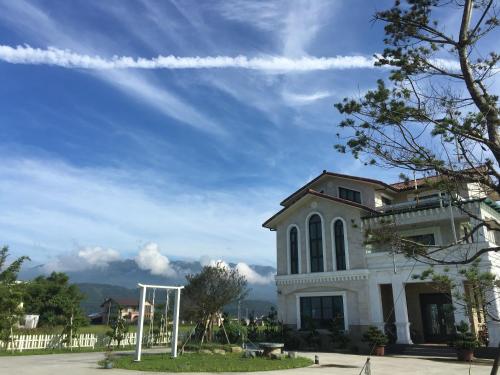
[309,214,324,272]
[334,219,347,270]
[289,227,299,274]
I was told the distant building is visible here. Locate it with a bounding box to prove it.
[101,298,152,324]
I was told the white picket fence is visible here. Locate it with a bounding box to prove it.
[0,332,170,352]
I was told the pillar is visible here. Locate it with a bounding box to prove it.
[451,280,470,328]
[134,285,147,361]
[392,280,413,344]
[368,282,385,332]
[486,286,500,347]
[171,288,181,357]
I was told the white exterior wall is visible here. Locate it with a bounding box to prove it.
[271,174,500,346]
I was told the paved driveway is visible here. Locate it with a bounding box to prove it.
[0,350,493,375]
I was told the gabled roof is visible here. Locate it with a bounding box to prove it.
[280,170,398,207]
[263,189,377,229]
[101,298,146,308]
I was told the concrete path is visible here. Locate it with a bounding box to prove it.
[0,350,493,375]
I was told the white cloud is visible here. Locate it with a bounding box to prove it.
[282,90,332,105]
[135,243,177,277]
[0,45,379,71]
[199,257,274,285]
[0,1,222,135]
[78,246,121,267]
[44,246,120,272]
[235,262,275,285]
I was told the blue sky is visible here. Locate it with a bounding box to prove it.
[0,0,413,268]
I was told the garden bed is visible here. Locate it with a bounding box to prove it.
[111,352,313,372]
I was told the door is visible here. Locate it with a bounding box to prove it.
[420,293,455,343]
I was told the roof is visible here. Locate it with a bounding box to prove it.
[280,171,399,207]
[391,166,492,191]
[390,175,440,191]
[263,188,377,229]
[101,298,145,308]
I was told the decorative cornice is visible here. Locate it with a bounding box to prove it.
[275,269,369,286]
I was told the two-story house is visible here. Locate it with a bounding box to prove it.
[263,170,500,347]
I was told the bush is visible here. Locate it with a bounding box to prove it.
[216,320,247,344]
[329,317,350,349]
[452,321,480,350]
[362,326,388,347]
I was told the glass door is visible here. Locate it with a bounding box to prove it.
[420,293,455,343]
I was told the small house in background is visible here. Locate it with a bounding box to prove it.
[101,298,152,324]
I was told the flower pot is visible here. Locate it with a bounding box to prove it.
[457,349,474,362]
[104,361,113,369]
[374,346,385,356]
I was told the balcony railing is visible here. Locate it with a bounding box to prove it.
[372,196,450,216]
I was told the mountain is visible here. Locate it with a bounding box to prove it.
[75,283,276,317]
[20,259,277,312]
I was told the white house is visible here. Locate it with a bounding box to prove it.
[263,170,500,347]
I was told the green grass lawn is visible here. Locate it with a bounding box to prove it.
[111,352,313,372]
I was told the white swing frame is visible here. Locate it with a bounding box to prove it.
[134,283,184,361]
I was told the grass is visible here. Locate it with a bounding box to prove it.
[111,352,313,372]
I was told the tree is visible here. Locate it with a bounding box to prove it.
[0,246,29,351]
[335,1,500,313]
[183,263,247,344]
[106,307,127,349]
[24,272,87,345]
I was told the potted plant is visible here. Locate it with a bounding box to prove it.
[102,349,114,369]
[362,326,388,356]
[453,321,479,362]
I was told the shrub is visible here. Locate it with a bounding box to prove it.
[452,321,480,350]
[362,326,388,347]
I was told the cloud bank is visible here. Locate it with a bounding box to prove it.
[135,243,177,277]
[200,257,275,285]
[44,246,120,272]
[0,45,378,71]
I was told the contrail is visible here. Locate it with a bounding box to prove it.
[0,44,379,71]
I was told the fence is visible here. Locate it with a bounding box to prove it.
[0,332,171,352]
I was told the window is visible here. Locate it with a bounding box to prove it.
[339,187,361,204]
[308,214,324,272]
[381,196,393,206]
[405,233,435,245]
[289,227,299,274]
[334,220,347,270]
[300,296,344,329]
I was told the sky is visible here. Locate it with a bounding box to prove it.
[0,0,439,269]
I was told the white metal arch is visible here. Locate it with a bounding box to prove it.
[134,284,184,361]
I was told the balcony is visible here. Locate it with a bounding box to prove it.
[375,196,450,216]
[362,196,478,228]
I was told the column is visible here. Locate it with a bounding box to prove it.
[452,280,470,328]
[391,280,413,344]
[171,288,181,358]
[368,282,385,332]
[486,286,500,347]
[134,285,147,361]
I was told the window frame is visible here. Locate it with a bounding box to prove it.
[338,186,362,204]
[331,217,349,271]
[287,224,301,274]
[295,291,348,331]
[305,212,326,273]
